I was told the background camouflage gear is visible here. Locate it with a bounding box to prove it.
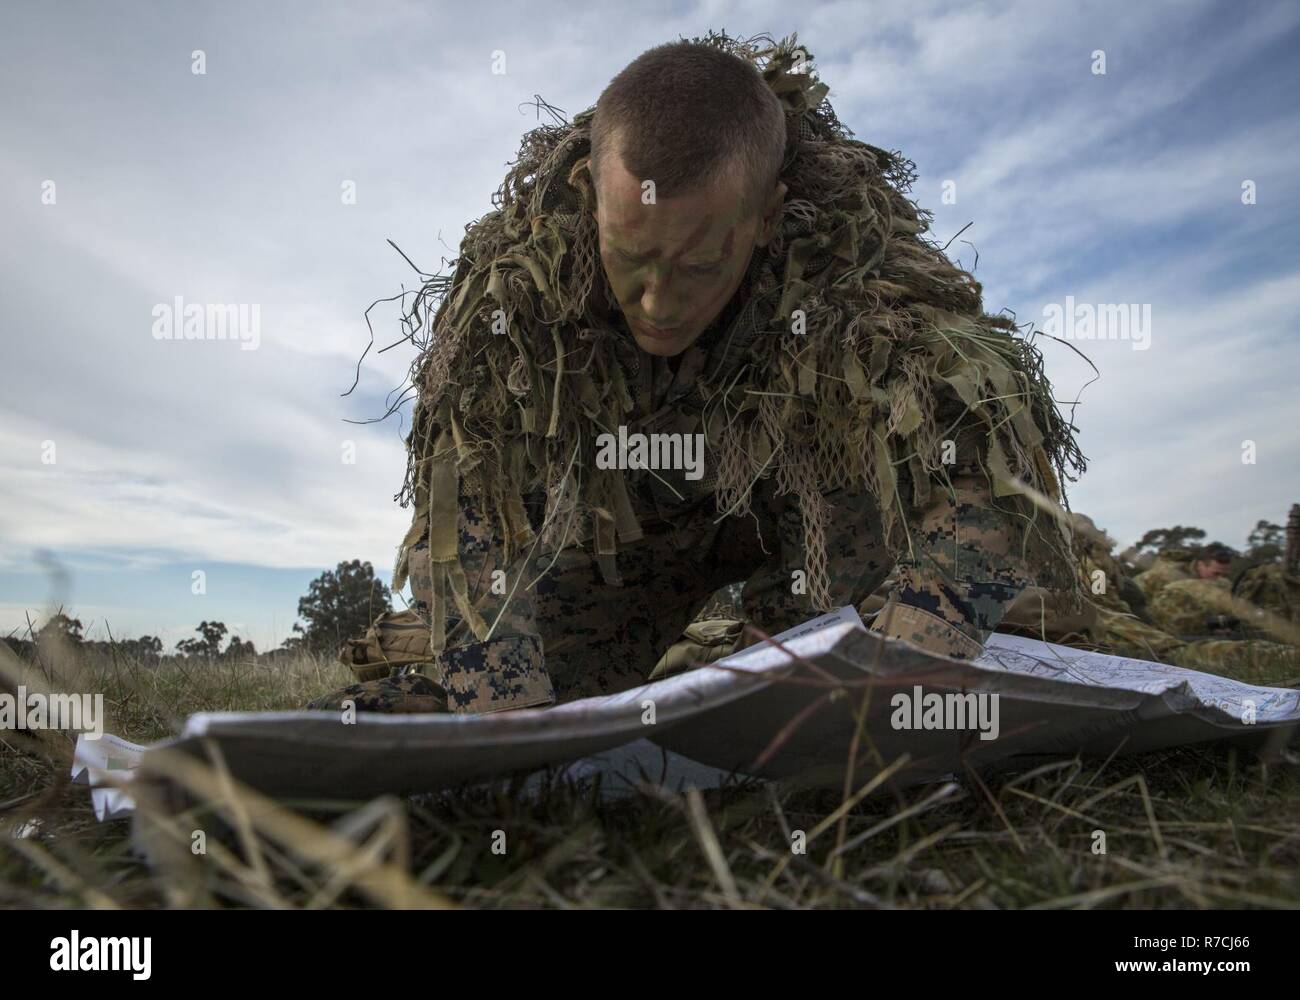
[337,609,433,682]
[1234,562,1300,638]
[1150,577,1238,638]
[1134,554,1194,602]
[997,515,1297,672]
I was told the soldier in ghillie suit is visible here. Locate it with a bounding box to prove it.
[312,33,1087,715]
[1231,504,1300,643]
[989,516,1297,671]
[1135,542,1233,604]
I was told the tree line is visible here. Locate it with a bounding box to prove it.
[3,559,391,663]
[1126,519,1285,566]
[4,527,1290,663]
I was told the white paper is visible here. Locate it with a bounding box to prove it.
[71,732,145,820]
[70,615,1300,823]
[977,632,1300,724]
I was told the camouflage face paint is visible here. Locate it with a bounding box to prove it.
[593,145,778,358]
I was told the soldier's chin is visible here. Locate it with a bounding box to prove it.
[631,325,694,357]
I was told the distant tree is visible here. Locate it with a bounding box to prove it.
[1246,520,1284,562]
[117,634,164,662]
[1135,526,1206,555]
[37,612,84,645]
[177,620,228,658]
[224,635,257,659]
[292,559,392,654]
[112,634,162,659]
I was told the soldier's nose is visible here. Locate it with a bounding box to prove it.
[639,299,665,325]
[640,289,683,328]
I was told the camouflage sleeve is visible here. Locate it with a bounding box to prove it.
[872,468,1032,659]
[731,467,1027,661]
[408,484,555,714]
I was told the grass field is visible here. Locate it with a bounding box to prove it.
[3,637,1300,909]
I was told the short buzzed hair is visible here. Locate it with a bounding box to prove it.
[1196,543,1235,565]
[590,41,787,215]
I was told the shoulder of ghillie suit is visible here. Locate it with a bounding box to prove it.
[392,30,1087,611]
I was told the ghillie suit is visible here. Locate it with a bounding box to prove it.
[315,33,1089,714]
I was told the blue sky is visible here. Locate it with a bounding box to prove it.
[2,0,1298,650]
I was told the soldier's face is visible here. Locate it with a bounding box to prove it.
[1194,560,1231,580]
[592,144,785,357]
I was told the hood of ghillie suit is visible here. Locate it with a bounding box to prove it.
[392,32,1086,644]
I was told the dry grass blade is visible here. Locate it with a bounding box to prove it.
[964,760,1026,855]
[685,788,741,907]
[140,746,452,909]
[3,837,121,909]
[831,781,962,857]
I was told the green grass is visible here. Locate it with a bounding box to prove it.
[2,639,1299,909]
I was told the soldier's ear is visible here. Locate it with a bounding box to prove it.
[754,181,787,248]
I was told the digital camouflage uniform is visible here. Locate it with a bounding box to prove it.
[308,34,1085,715]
